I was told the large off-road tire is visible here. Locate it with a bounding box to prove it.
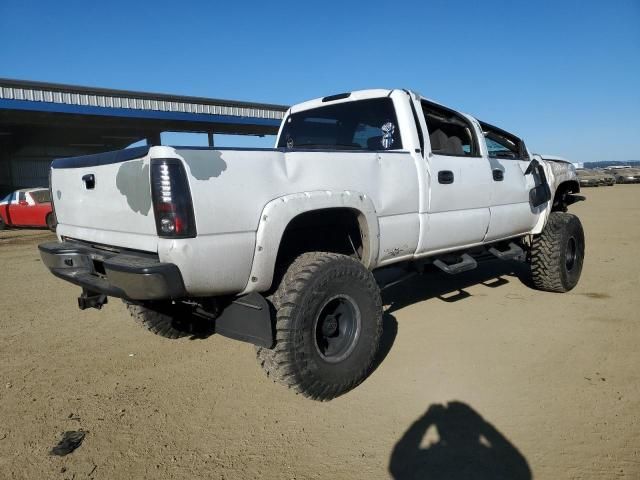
[124,301,190,339]
[530,212,584,292]
[0,217,5,230]
[256,252,383,401]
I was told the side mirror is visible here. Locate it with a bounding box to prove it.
[19,200,28,206]
[524,158,539,175]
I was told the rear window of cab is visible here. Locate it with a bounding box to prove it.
[278,98,403,151]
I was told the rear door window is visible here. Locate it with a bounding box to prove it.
[421,100,479,157]
[278,98,403,151]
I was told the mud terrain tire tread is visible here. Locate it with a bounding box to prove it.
[531,212,584,293]
[256,252,382,401]
[124,301,189,339]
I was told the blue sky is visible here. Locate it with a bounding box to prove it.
[1,0,638,161]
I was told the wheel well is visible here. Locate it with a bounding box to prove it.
[552,180,580,212]
[275,208,367,269]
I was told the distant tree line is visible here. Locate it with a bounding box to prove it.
[584,160,640,168]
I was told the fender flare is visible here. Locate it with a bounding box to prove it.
[531,179,581,234]
[240,190,379,294]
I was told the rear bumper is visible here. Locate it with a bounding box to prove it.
[38,241,185,300]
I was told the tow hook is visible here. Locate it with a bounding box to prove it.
[78,289,109,310]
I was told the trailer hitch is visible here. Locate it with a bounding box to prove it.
[78,289,108,310]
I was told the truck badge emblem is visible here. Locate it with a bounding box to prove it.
[381,122,395,149]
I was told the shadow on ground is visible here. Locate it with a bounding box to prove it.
[389,401,531,480]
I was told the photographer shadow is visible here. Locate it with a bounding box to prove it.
[389,401,531,480]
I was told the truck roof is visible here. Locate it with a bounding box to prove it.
[289,89,394,114]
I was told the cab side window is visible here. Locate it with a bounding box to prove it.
[480,122,529,160]
[421,100,479,157]
[18,192,26,203]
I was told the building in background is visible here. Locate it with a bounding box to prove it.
[0,78,288,194]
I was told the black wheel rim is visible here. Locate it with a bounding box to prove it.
[566,236,577,271]
[313,294,361,363]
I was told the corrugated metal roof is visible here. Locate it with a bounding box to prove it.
[0,78,288,121]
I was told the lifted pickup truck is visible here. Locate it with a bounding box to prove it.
[40,89,584,400]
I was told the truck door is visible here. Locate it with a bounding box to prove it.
[416,100,492,253]
[7,191,29,226]
[479,122,540,241]
[26,190,51,226]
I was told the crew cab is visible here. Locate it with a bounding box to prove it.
[0,188,56,231]
[39,89,585,400]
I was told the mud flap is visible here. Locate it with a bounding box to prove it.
[214,292,274,348]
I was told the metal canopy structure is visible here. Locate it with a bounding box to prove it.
[0,78,288,192]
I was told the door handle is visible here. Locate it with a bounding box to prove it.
[493,169,504,181]
[438,170,454,184]
[82,174,95,190]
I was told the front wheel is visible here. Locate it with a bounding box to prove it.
[530,212,585,292]
[0,216,5,230]
[256,252,383,401]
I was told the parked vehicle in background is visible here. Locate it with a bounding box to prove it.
[0,188,56,231]
[605,167,640,184]
[575,169,602,187]
[593,169,616,186]
[39,89,585,401]
[574,169,616,187]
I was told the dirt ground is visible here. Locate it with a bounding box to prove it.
[1,185,639,479]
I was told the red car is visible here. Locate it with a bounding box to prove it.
[0,188,56,231]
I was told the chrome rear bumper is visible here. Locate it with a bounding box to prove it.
[39,241,185,300]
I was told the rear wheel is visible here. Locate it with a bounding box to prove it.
[530,212,584,292]
[123,301,203,339]
[256,252,383,401]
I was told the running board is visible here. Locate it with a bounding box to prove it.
[488,242,525,261]
[433,253,478,275]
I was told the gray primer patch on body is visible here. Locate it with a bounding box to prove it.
[116,160,151,216]
[179,150,227,180]
[56,190,62,200]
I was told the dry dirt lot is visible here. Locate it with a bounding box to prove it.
[1,185,639,479]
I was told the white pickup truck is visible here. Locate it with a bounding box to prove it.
[39,89,584,400]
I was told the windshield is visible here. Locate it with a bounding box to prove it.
[278,98,403,151]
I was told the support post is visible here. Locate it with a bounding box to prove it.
[147,132,162,146]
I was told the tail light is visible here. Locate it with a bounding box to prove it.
[150,159,197,238]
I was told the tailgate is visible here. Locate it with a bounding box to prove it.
[51,146,159,252]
